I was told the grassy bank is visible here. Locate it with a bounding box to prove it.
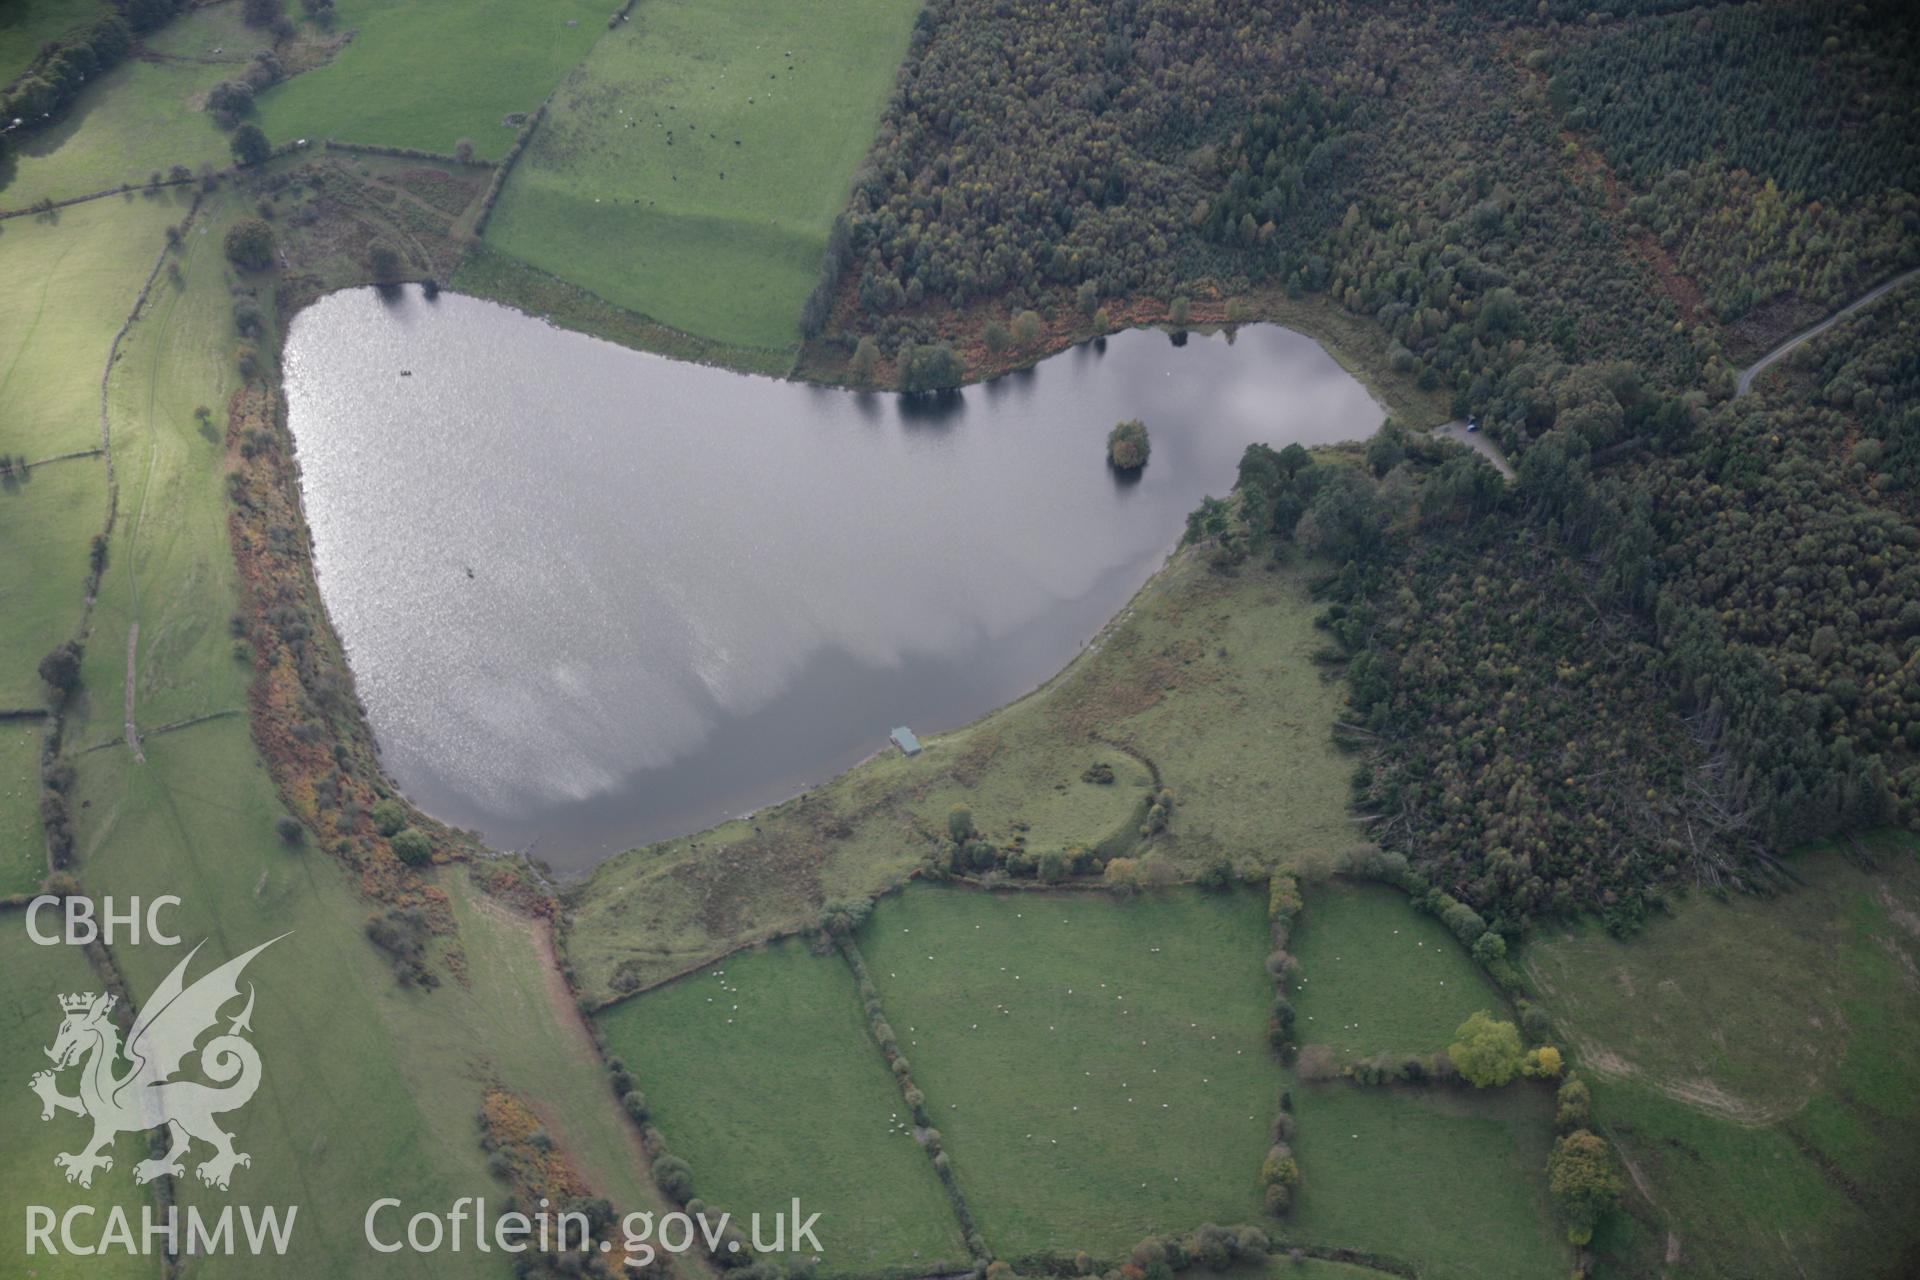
[484,0,923,354]
[567,545,1359,1003]
[452,241,794,377]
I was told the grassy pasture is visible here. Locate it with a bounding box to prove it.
[255,0,609,160]
[0,460,98,709]
[0,0,109,87]
[0,919,162,1279]
[80,183,256,738]
[54,202,504,1261]
[1286,881,1502,1060]
[596,936,967,1275]
[568,690,1156,999]
[0,195,186,459]
[484,0,924,353]
[0,5,264,207]
[1283,1081,1568,1279]
[0,172,676,1278]
[0,719,44,897]
[1529,837,1920,1279]
[570,551,1358,1003]
[859,885,1278,1257]
[1246,1262,1397,1280]
[0,193,180,888]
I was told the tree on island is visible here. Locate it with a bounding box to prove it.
[1107,418,1150,470]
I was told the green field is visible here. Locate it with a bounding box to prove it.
[0,461,97,709]
[0,194,181,881]
[0,167,686,1278]
[81,185,257,737]
[597,936,967,1274]
[0,0,108,87]
[0,195,186,458]
[0,720,44,897]
[567,695,1155,999]
[859,885,1279,1256]
[571,549,1360,1003]
[1282,891,1567,1278]
[256,0,608,159]
[483,0,924,352]
[1527,838,1920,1278]
[0,5,265,207]
[1287,881,1503,1060]
[1284,1082,1567,1279]
[1247,1261,1401,1280]
[0,919,161,1279]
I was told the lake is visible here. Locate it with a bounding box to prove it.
[282,288,1384,871]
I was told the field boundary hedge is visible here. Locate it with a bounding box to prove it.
[321,138,495,168]
[470,95,551,237]
[836,933,990,1262]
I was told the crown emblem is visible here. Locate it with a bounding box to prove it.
[59,992,107,1013]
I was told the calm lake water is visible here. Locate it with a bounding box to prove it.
[283,288,1384,871]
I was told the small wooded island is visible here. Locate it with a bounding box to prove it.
[1107,418,1151,470]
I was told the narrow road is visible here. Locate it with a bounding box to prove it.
[1735,266,1920,397]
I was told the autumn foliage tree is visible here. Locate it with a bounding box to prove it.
[1547,1128,1623,1245]
[1447,1011,1524,1087]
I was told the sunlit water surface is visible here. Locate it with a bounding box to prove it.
[283,288,1383,870]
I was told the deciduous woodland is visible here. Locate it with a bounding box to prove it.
[1,0,1917,1277]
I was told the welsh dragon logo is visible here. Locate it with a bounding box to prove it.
[29,935,285,1191]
